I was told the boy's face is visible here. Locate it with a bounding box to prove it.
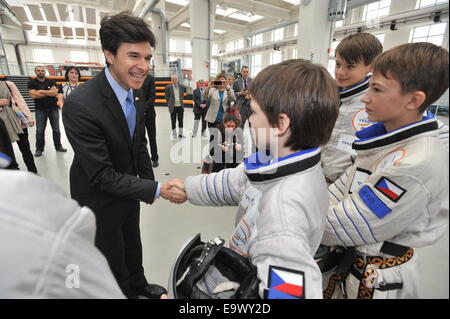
[105,41,153,90]
[249,99,276,150]
[335,53,372,89]
[361,72,419,131]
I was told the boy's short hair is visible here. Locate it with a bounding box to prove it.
[249,59,339,150]
[336,33,383,65]
[373,42,449,113]
[100,11,156,66]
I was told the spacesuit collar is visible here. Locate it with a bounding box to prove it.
[353,114,438,151]
[339,75,371,100]
[244,147,321,182]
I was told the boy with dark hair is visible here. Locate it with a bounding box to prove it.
[322,42,449,299]
[322,33,383,183]
[169,59,340,298]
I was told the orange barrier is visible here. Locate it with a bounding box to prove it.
[155,81,171,85]
[155,99,193,105]
[30,75,93,81]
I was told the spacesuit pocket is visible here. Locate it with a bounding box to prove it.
[372,251,419,299]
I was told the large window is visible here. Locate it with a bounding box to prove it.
[272,28,284,42]
[374,33,386,45]
[32,48,54,63]
[292,48,298,59]
[212,43,218,56]
[252,34,263,46]
[251,54,262,77]
[170,39,177,52]
[271,51,282,65]
[416,0,448,9]
[226,41,235,52]
[185,40,192,54]
[410,22,447,46]
[363,0,391,21]
[236,39,244,50]
[70,50,89,63]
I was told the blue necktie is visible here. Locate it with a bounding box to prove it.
[125,94,136,138]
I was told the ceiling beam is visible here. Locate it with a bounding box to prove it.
[221,0,290,20]
[168,4,190,30]
[215,19,246,32]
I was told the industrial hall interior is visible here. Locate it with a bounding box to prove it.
[0,0,449,300]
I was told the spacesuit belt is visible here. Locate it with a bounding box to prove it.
[352,247,414,299]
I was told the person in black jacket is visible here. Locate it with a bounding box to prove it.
[141,74,159,167]
[62,12,186,299]
[192,79,208,137]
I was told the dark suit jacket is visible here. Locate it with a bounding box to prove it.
[142,75,156,118]
[193,87,208,115]
[164,83,186,113]
[62,70,158,217]
[232,77,252,111]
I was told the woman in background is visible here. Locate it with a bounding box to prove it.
[0,80,37,173]
[58,66,81,108]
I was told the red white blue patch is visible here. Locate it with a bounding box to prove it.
[375,177,407,202]
[265,266,305,299]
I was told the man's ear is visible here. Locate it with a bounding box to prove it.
[277,113,291,136]
[407,91,426,111]
[104,50,114,65]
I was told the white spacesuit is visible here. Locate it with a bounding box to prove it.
[322,115,449,299]
[185,148,328,299]
[0,170,125,298]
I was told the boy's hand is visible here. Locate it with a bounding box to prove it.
[235,143,242,151]
[160,181,187,204]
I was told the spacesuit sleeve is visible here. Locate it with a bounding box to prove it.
[185,163,247,207]
[328,166,352,206]
[322,171,431,247]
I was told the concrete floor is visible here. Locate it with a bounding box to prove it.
[11,107,449,299]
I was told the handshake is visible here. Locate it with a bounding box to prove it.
[159,179,187,204]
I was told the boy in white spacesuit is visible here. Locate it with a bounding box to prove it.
[322,42,449,299]
[322,33,448,184]
[169,59,340,298]
[322,33,383,183]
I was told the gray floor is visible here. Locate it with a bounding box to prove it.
[11,107,449,299]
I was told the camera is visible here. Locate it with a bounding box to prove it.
[213,80,223,85]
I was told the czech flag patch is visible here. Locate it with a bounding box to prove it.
[375,177,406,202]
[266,266,305,299]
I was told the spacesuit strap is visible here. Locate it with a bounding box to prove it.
[380,241,410,257]
[323,247,356,299]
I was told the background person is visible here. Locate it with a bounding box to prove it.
[141,74,159,167]
[233,66,252,129]
[28,66,67,157]
[0,80,37,173]
[192,79,208,138]
[57,66,82,108]
[165,74,187,138]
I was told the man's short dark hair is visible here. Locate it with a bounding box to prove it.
[336,33,383,65]
[373,42,449,113]
[99,11,156,65]
[241,65,249,71]
[249,59,339,151]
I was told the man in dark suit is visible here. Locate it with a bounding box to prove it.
[141,74,159,167]
[164,74,186,138]
[232,65,252,129]
[192,79,208,137]
[62,12,186,299]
